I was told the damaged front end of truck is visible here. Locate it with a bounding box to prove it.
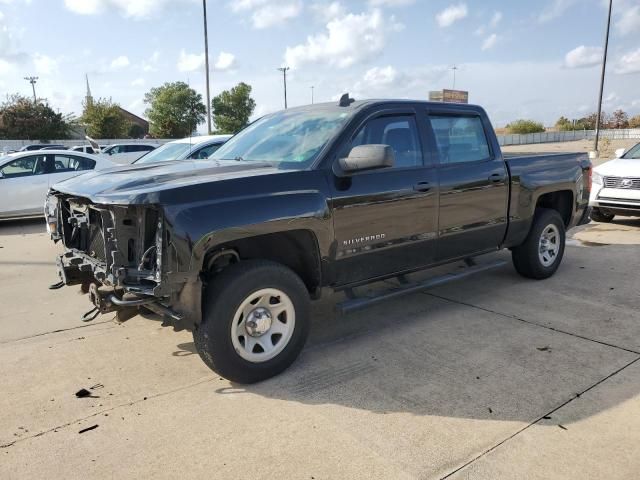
[45,191,198,326]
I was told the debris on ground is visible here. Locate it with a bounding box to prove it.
[543,415,552,420]
[537,346,551,352]
[75,388,99,399]
[78,425,99,434]
[558,424,568,430]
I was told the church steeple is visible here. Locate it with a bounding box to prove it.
[85,74,93,106]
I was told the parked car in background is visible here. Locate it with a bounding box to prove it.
[70,145,98,154]
[19,144,66,151]
[0,150,114,220]
[101,143,158,164]
[590,142,640,222]
[40,145,69,150]
[134,135,232,164]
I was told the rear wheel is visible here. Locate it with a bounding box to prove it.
[512,209,566,280]
[590,207,615,223]
[193,260,310,384]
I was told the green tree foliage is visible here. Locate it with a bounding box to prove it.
[81,98,129,138]
[629,115,640,128]
[144,82,206,138]
[0,94,73,140]
[212,82,256,134]
[505,119,545,134]
[555,116,573,131]
[128,123,146,139]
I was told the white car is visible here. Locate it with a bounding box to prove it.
[101,143,158,164]
[590,143,640,222]
[0,150,114,220]
[70,145,99,154]
[134,134,232,164]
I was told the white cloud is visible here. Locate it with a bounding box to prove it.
[368,0,415,6]
[284,9,402,69]
[214,51,236,70]
[539,0,575,22]
[311,1,346,21]
[362,65,398,87]
[489,11,502,27]
[615,48,640,75]
[564,45,602,69]
[110,55,130,69]
[64,0,197,19]
[616,5,640,36]
[33,53,58,74]
[131,77,145,86]
[481,34,498,51]
[142,50,160,72]
[177,49,204,72]
[230,0,302,29]
[436,3,467,28]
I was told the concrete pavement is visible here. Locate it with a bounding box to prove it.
[1,218,639,479]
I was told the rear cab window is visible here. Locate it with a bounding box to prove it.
[429,115,491,164]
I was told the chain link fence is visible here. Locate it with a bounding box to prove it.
[497,128,640,146]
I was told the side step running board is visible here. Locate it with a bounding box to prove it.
[336,260,508,314]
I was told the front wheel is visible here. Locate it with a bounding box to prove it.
[193,260,310,384]
[512,209,566,280]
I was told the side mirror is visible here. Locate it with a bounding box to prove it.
[338,144,395,173]
[615,148,626,158]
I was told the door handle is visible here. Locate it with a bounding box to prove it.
[489,173,505,183]
[413,182,431,192]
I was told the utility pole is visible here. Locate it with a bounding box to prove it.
[311,85,314,104]
[451,65,458,90]
[277,66,290,109]
[24,76,38,103]
[202,0,212,134]
[594,0,613,154]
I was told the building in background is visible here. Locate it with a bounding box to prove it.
[429,89,469,104]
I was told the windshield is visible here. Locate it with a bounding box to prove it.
[622,143,640,159]
[209,108,352,169]
[135,142,195,164]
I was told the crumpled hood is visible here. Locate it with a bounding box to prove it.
[51,159,280,204]
[595,158,640,177]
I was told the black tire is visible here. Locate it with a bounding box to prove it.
[590,207,614,223]
[512,208,566,280]
[193,259,310,384]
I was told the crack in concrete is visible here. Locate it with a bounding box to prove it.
[0,378,215,449]
[424,292,640,355]
[0,317,116,347]
[439,355,640,479]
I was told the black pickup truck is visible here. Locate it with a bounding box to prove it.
[45,97,592,383]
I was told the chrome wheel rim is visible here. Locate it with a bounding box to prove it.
[231,288,295,363]
[538,224,560,267]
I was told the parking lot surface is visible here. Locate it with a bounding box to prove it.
[1,218,639,479]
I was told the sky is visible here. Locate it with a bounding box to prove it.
[0,0,639,130]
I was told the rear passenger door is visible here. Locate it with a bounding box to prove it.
[427,111,509,261]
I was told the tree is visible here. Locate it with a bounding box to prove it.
[505,119,545,134]
[81,98,129,138]
[629,115,640,128]
[128,123,145,139]
[555,116,573,131]
[212,82,256,134]
[144,82,206,138]
[0,94,73,140]
[610,109,629,129]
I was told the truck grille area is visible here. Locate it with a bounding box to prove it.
[52,193,162,289]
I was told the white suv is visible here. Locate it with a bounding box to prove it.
[590,142,640,222]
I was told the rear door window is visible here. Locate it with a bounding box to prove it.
[429,115,491,164]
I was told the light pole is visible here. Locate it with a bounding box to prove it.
[202,0,212,134]
[451,65,458,90]
[24,76,38,103]
[311,85,314,104]
[594,0,613,154]
[277,67,290,109]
